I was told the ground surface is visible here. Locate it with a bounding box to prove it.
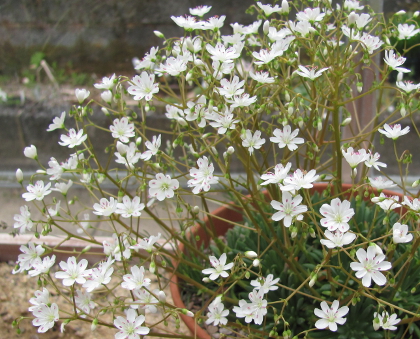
[0,262,189,339]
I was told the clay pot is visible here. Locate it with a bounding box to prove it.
[169,183,406,339]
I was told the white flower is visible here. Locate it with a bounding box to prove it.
[384,50,410,73]
[252,48,277,65]
[32,303,59,333]
[47,201,61,217]
[218,76,245,98]
[350,246,392,287]
[281,169,319,192]
[47,112,66,131]
[374,311,400,331]
[256,2,283,16]
[208,108,239,134]
[134,46,158,70]
[204,15,226,30]
[58,128,87,148]
[94,74,115,90]
[393,223,413,244]
[202,253,234,280]
[55,256,88,286]
[159,56,188,76]
[14,205,33,234]
[189,5,212,17]
[131,288,159,313]
[403,196,420,213]
[342,147,369,168]
[359,33,383,54]
[365,151,387,171]
[12,242,45,274]
[372,193,401,211]
[75,88,90,103]
[295,65,329,80]
[320,230,356,249]
[82,257,114,292]
[148,173,179,201]
[110,117,135,143]
[250,274,280,293]
[29,255,56,277]
[29,288,50,312]
[206,298,229,326]
[288,20,315,36]
[127,72,159,101]
[103,233,132,261]
[114,309,150,338]
[271,192,307,227]
[249,71,275,83]
[233,288,267,325]
[368,177,396,190]
[320,198,355,232]
[396,80,420,93]
[101,90,113,103]
[75,290,96,316]
[296,7,325,22]
[93,197,118,216]
[344,0,363,10]
[24,145,38,159]
[22,180,52,201]
[46,157,63,180]
[241,130,266,154]
[351,12,372,29]
[115,142,142,169]
[188,156,219,194]
[130,233,161,252]
[121,265,151,290]
[270,125,304,151]
[206,43,240,63]
[397,24,420,40]
[51,180,73,195]
[378,123,410,140]
[140,134,161,160]
[267,26,292,41]
[116,196,144,218]
[314,300,349,332]
[171,15,204,30]
[260,162,291,185]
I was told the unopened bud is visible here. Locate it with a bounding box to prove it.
[181,309,194,317]
[185,38,194,52]
[357,82,363,93]
[281,0,289,14]
[412,179,420,188]
[245,271,250,279]
[81,245,91,253]
[397,72,404,82]
[284,91,290,102]
[157,290,166,302]
[227,146,235,154]
[177,117,188,126]
[101,90,112,103]
[309,228,316,238]
[101,107,110,116]
[245,251,258,259]
[91,318,98,331]
[395,10,406,16]
[373,317,380,331]
[149,261,156,274]
[317,119,322,131]
[263,20,270,34]
[401,104,406,117]
[252,259,260,267]
[348,12,357,25]
[309,272,317,287]
[154,30,165,39]
[414,11,419,18]
[16,168,23,183]
[202,277,211,283]
[341,117,352,126]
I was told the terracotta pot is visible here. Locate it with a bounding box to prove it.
[169,183,406,339]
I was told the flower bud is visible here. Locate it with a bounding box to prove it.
[400,104,406,117]
[16,168,23,183]
[101,107,110,116]
[185,38,194,52]
[309,228,316,238]
[136,137,142,145]
[153,30,165,39]
[91,318,98,331]
[149,261,156,274]
[317,119,322,131]
[414,11,419,18]
[227,146,235,154]
[348,12,357,25]
[157,290,167,302]
[284,91,290,102]
[412,179,420,188]
[202,277,211,283]
[75,88,90,104]
[341,117,352,126]
[244,251,258,259]
[36,169,46,174]
[263,20,270,34]
[397,72,404,82]
[395,10,406,16]
[373,317,380,331]
[245,271,250,279]
[252,259,260,267]
[181,309,194,317]
[281,0,289,14]
[24,145,37,159]
[116,141,127,156]
[101,90,112,104]
[357,82,363,93]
